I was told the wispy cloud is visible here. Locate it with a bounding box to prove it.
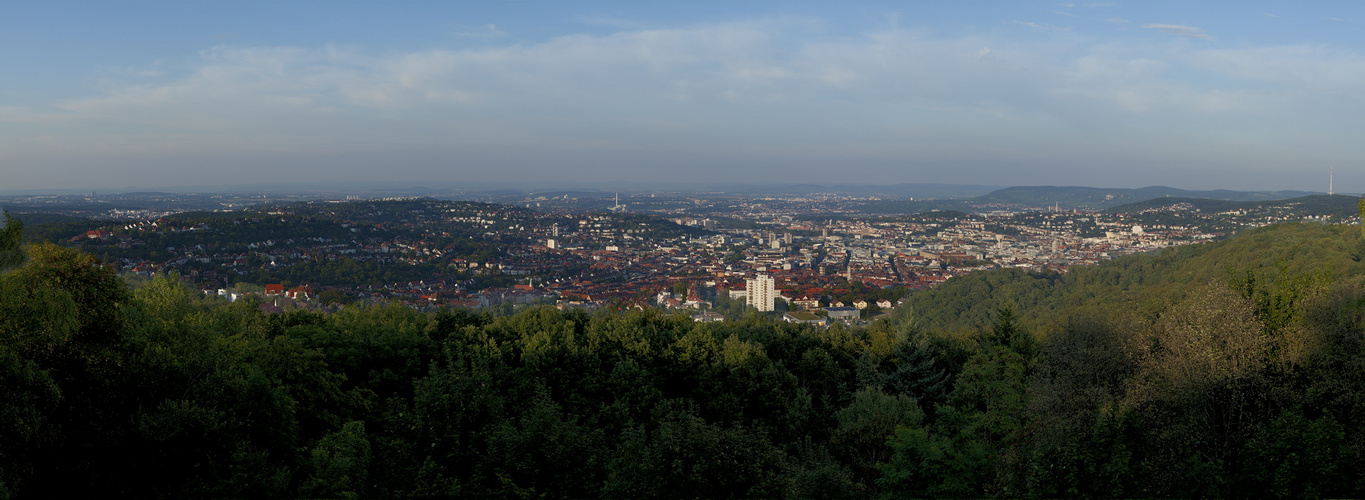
[1142,23,1212,39]
[453,24,506,38]
[575,16,651,30]
[1012,20,1069,30]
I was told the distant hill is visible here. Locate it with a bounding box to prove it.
[850,185,1327,215]
[3,212,92,225]
[1106,194,1361,217]
[972,185,1318,210]
[4,211,113,245]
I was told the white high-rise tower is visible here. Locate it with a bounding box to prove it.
[746,273,777,312]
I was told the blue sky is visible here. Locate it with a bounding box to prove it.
[2,1,1364,192]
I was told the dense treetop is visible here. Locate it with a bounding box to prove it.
[1,221,1364,498]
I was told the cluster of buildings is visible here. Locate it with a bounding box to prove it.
[54,194,1330,318]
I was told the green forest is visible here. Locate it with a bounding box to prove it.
[2,214,1365,498]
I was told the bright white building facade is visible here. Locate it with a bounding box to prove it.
[746,273,777,312]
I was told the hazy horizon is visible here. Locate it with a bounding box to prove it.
[0,181,1340,201]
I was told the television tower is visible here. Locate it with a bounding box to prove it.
[1329,167,1334,196]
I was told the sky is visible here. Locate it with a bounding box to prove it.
[2,1,1365,193]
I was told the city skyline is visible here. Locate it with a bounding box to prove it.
[3,1,1365,192]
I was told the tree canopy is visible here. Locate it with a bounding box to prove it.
[1,221,1365,498]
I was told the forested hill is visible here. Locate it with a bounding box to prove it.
[897,221,1365,333]
[879,221,1365,496]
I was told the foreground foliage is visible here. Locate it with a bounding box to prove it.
[1,223,1364,498]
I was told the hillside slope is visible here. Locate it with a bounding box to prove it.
[973,185,1317,210]
[896,222,1365,332]
[1106,193,1361,218]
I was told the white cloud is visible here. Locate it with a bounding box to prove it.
[574,16,652,30]
[1142,23,1212,40]
[453,24,506,38]
[1012,20,1069,30]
